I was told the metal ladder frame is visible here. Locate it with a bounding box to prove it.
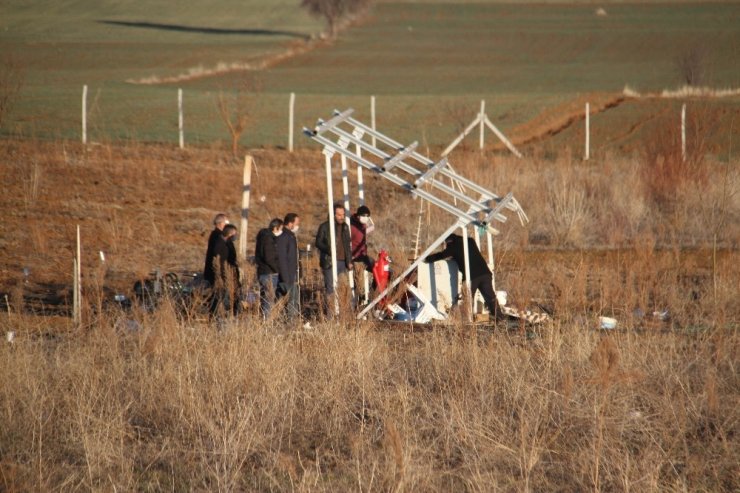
[304,109,529,320]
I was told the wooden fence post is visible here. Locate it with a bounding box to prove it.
[681,103,687,161]
[479,100,486,151]
[585,102,590,161]
[178,88,184,149]
[240,155,253,259]
[371,95,376,147]
[82,85,88,145]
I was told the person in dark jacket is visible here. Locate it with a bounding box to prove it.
[255,218,283,318]
[315,202,353,314]
[210,224,240,317]
[350,205,375,272]
[277,212,301,320]
[203,213,229,286]
[425,233,499,318]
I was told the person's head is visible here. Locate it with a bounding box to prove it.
[333,202,346,224]
[283,213,300,233]
[222,224,238,241]
[213,213,229,231]
[356,205,371,225]
[269,218,284,236]
[445,233,458,244]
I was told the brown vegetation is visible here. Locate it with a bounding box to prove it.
[0,137,738,491]
[217,78,262,158]
[300,0,372,40]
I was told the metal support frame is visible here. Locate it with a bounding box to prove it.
[340,153,356,299]
[383,142,418,171]
[414,158,448,188]
[441,100,522,158]
[461,224,472,320]
[353,127,371,305]
[304,108,529,320]
[323,148,339,315]
[356,219,465,320]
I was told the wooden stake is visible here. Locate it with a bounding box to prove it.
[240,155,253,259]
[461,225,472,321]
[585,102,590,161]
[484,117,523,158]
[75,225,81,324]
[340,154,356,298]
[325,152,339,315]
[479,100,486,151]
[371,95,376,147]
[73,258,79,324]
[681,103,687,162]
[355,140,369,304]
[82,85,88,145]
[486,231,495,292]
[178,88,184,149]
[289,92,295,152]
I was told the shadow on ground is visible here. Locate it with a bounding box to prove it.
[98,20,310,40]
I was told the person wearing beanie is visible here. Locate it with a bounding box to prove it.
[350,205,375,272]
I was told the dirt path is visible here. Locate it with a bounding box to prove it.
[505,93,627,148]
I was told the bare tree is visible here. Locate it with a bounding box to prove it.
[216,78,261,158]
[0,54,24,130]
[675,46,706,86]
[300,0,371,40]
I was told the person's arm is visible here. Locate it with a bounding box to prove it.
[425,244,452,263]
[350,223,362,257]
[288,235,298,280]
[254,233,263,262]
[276,235,289,282]
[315,222,329,255]
[266,239,281,274]
[343,224,354,269]
[213,240,229,281]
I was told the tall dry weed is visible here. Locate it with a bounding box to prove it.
[641,104,717,211]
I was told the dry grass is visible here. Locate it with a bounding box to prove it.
[0,138,738,491]
[0,305,737,491]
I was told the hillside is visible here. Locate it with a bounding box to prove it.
[2,1,739,151]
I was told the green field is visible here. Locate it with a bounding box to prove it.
[2,1,739,150]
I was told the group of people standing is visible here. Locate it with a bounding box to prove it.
[254,214,301,319]
[201,203,501,322]
[201,204,374,320]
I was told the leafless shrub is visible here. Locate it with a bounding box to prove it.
[443,100,477,136]
[641,104,718,210]
[301,0,372,40]
[216,78,261,158]
[0,54,24,130]
[675,45,707,86]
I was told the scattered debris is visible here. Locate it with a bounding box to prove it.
[652,310,669,321]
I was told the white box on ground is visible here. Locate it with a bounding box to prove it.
[416,260,461,315]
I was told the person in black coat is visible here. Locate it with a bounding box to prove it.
[425,233,499,318]
[277,213,301,320]
[203,213,229,286]
[255,218,283,318]
[315,202,353,315]
[210,224,240,317]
